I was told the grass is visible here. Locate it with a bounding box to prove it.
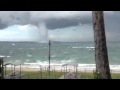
[79,72,120,79]
[4,70,120,79]
[20,71,64,79]
[5,71,65,79]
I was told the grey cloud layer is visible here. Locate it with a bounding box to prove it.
[0,11,114,30]
[0,11,120,42]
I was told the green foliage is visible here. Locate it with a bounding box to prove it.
[93,70,100,79]
[80,72,93,79]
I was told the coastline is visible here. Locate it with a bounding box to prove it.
[4,64,120,73]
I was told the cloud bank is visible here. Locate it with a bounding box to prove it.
[0,11,119,42]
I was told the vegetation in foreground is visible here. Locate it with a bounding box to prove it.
[5,70,120,79]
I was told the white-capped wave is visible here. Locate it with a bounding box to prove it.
[86,47,95,49]
[27,55,32,57]
[5,61,120,73]
[4,58,120,73]
[72,47,82,48]
[30,48,35,50]
[0,55,6,57]
[51,55,56,57]
[6,56,11,57]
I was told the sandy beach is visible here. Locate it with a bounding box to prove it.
[4,64,120,73]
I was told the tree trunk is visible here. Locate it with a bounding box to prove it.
[0,58,4,79]
[92,11,111,79]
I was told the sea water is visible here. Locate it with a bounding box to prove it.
[0,41,120,71]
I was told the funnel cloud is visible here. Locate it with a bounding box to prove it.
[38,22,48,42]
[0,11,120,42]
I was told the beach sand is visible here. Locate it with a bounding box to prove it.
[4,65,120,73]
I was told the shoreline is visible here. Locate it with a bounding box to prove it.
[5,65,120,74]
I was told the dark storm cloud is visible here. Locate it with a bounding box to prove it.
[0,11,117,30]
[104,11,120,32]
[0,11,120,42]
[45,17,92,29]
[0,11,31,29]
[0,11,92,30]
[0,19,8,29]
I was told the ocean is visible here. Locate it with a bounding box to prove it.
[0,41,120,66]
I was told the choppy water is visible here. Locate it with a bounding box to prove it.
[0,41,120,65]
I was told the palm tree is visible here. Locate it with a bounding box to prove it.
[92,11,111,79]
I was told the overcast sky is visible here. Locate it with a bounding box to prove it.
[0,11,119,42]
